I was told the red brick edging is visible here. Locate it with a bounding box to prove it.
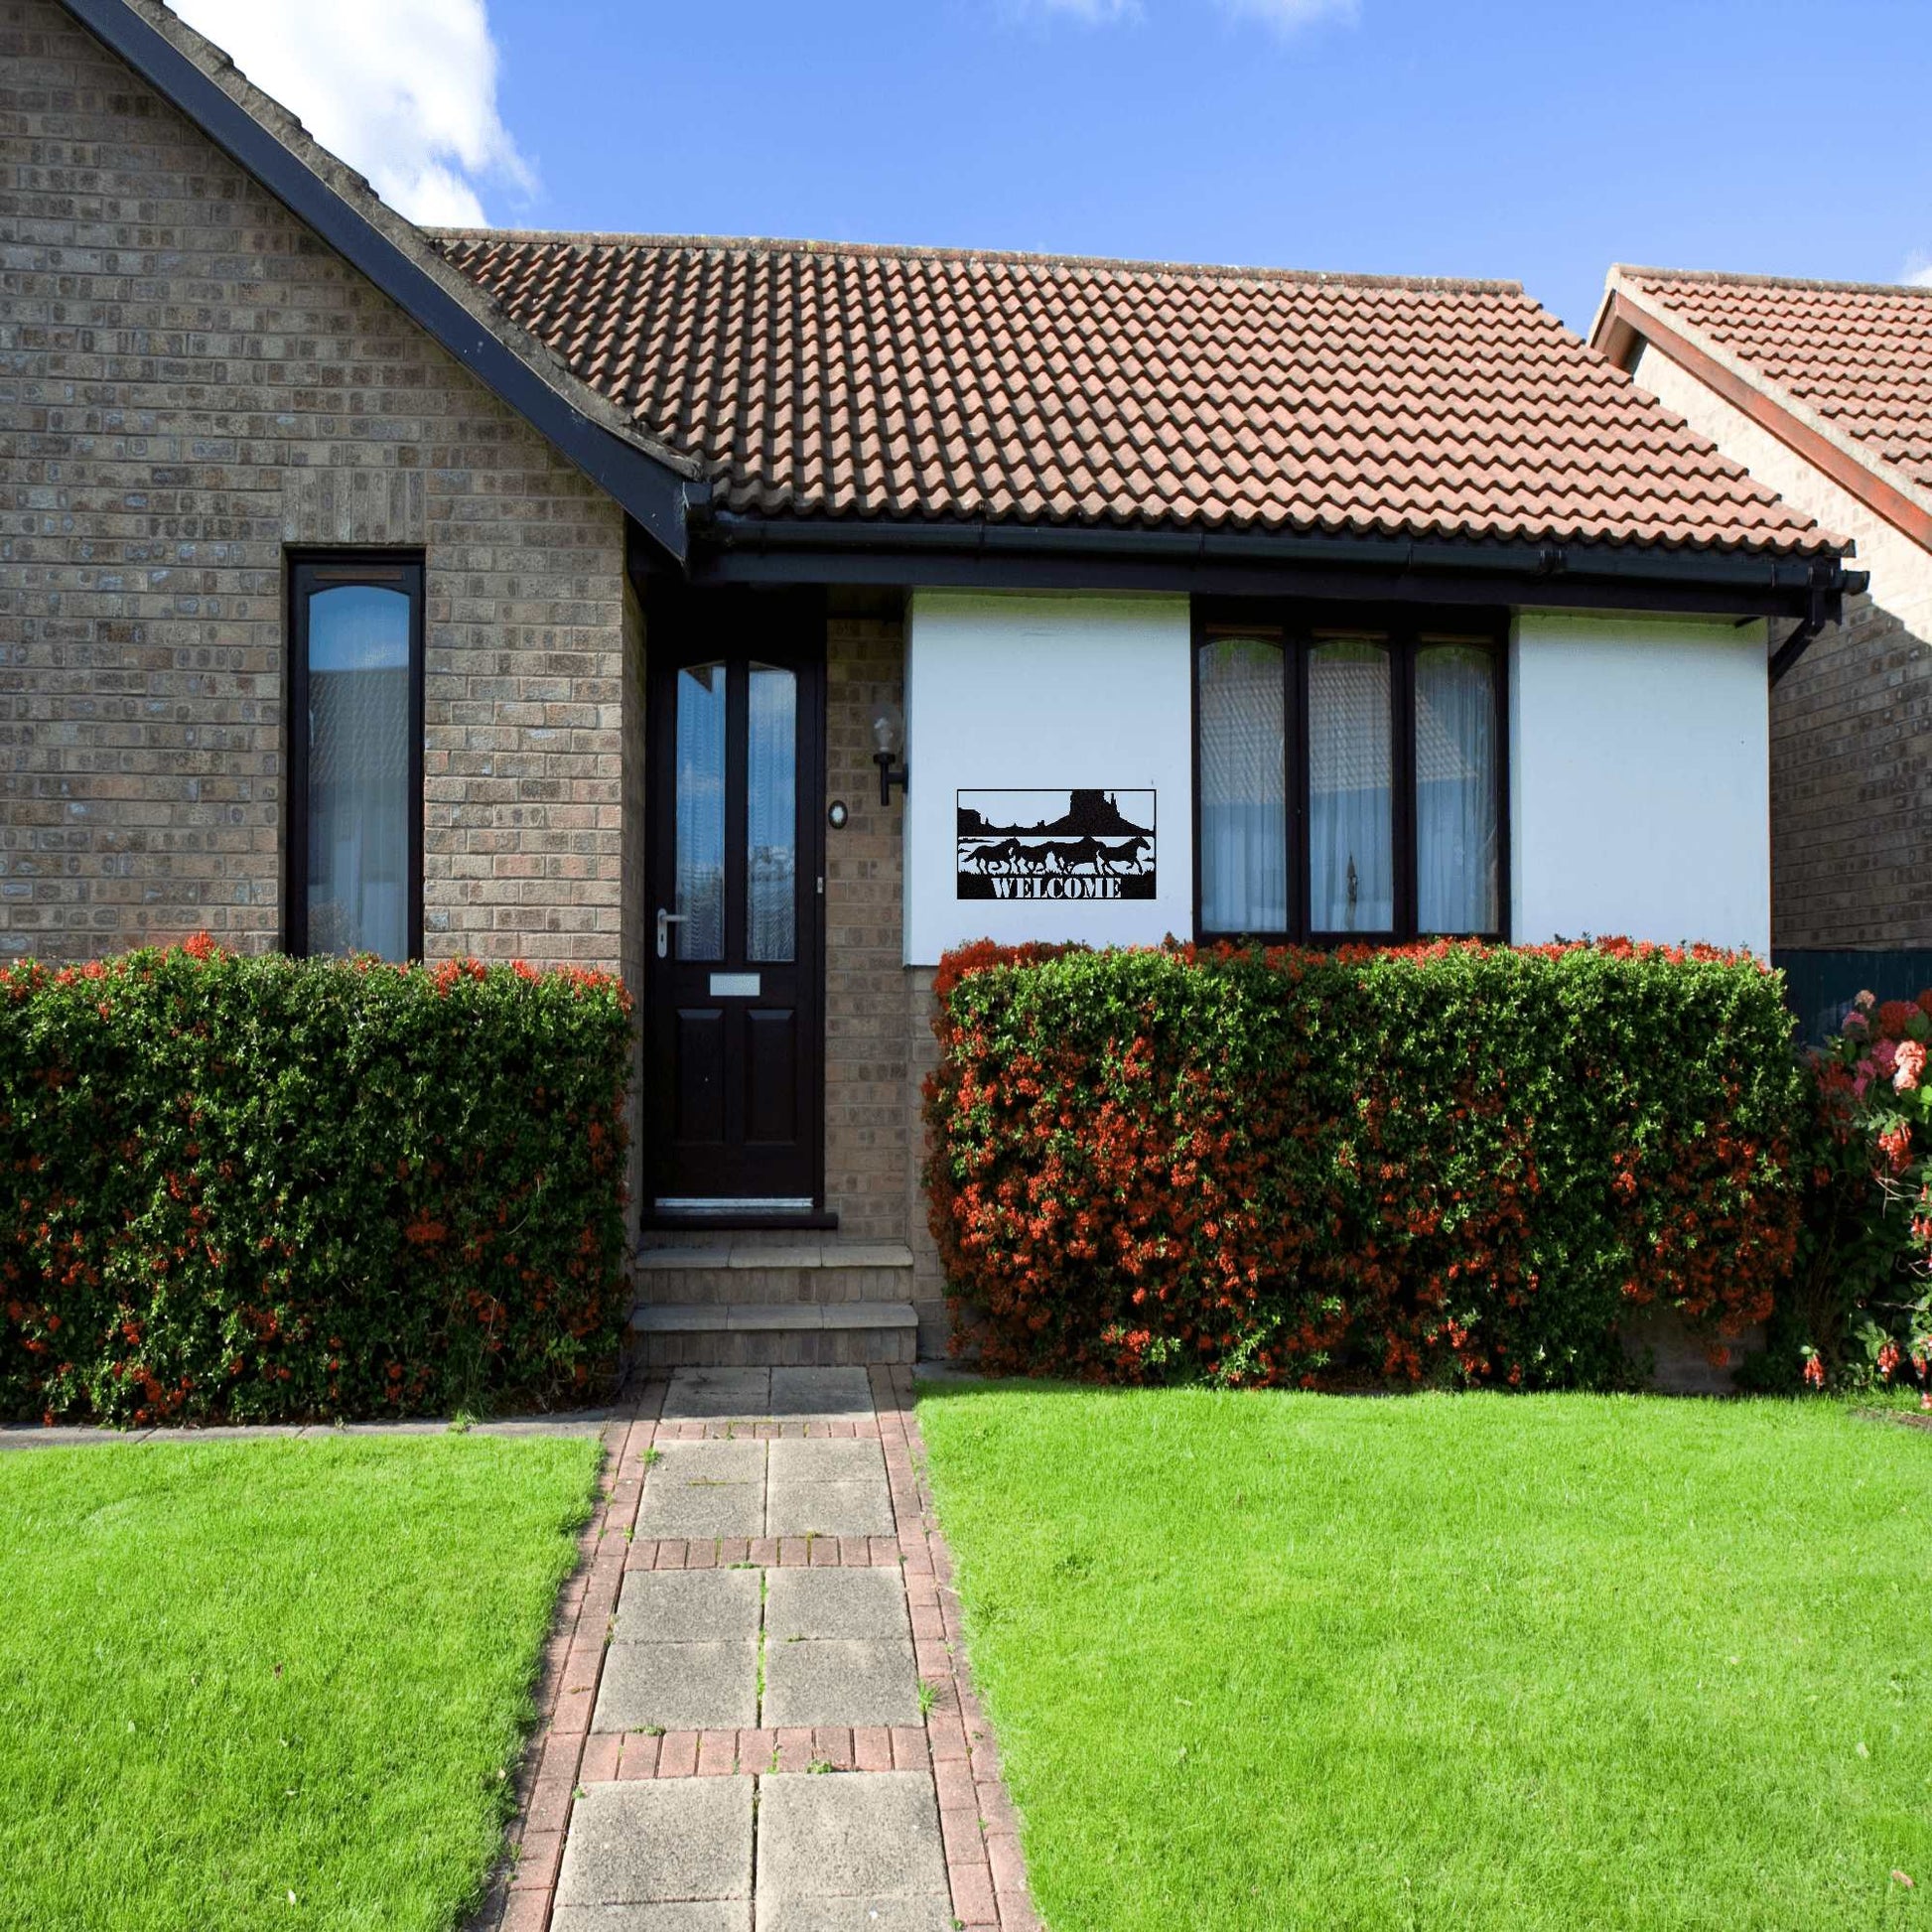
[469,1366,1039,1932]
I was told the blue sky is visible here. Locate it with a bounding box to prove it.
[180,0,1932,339]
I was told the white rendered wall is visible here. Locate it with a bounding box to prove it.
[1510,611,1771,956]
[902,591,1193,965]
[1630,342,1932,640]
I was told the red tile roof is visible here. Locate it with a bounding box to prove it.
[435,231,1834,556]
[1607,266,1932,498]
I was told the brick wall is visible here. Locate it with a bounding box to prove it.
[822,590,910,1242]
[1629,342,1932,950]
[1772,589,1932,949]
[819,596,952,1350]
[0,0,634,970]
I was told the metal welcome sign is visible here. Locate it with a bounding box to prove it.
[956,789,1156,899]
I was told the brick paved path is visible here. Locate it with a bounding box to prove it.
[476,1364,1038,1931]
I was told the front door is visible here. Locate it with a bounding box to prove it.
[644,589,825,1220]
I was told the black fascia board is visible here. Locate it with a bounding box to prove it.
[59,0,695,562]
[683,511,1859,621]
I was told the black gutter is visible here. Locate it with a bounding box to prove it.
[684,510,1864,622]
[59,0,696,563]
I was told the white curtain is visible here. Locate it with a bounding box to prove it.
[1415,645,1498,933]
[306,585,409,961]
[1196,636,1287,933]
[1308,639,1393,932]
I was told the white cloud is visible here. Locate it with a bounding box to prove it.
[171,0,533,225]
[1902,253,1932,288]
[1218,0,1358,32]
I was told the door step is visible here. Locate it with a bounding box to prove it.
[633,1238,914,1307]
[627,1301,918,1367]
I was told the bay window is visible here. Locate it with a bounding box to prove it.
[287,555,424,961]
[1193,605,1506,942]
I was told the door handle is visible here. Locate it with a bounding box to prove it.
[655,908,687,959]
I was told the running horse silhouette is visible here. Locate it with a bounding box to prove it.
[1096,833,1151,876]
[1038,837,1104,875]
[963,837,1033,875]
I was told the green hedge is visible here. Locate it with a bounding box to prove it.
[923,939,1807,1388]
[1,941,633,1424]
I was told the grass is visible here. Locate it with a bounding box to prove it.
[917,1385,1932,1931]
[0,1433,602,1932]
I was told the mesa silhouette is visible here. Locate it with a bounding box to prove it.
[957,789,1151,839]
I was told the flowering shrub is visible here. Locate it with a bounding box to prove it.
[1,940,633,1424]
[923,939,1805,1388]
[1790,988,1932,1398]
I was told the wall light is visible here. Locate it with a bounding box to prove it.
[871,700,908,808]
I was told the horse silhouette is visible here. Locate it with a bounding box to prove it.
[1037,837,1105,875]
[964,838,1031,874]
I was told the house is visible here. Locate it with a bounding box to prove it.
[1591,268,1932,1035]
[3,0,1863,1362]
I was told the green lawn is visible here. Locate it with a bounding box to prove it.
[917,1385,1932,1931]
[0,1434,602,1932]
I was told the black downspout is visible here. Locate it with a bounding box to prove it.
[1769,567,1866,686]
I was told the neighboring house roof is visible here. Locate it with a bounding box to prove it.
[54,0,701,559]
[436,230,1837,559]
[1593,266,1932,554]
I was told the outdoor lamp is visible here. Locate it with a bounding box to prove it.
[871,701,908,807]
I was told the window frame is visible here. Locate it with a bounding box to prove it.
[285,551,427,961]
[1189,599,1510,947]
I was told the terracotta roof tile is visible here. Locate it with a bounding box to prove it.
[1613,266,1932,498]
[435,231,1833,555]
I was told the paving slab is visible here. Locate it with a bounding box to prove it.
[764,1479,895,1539]
[754,1900,954,1932]
[768,1366,874,1419]
[594,1641,759,1731]
[637,1442,767,1538]
[613,1570,761,1645]
[553,1903,752,1931]
[0,1428,153,1450]
[761,1637,921,1727]
[558,1778,755,1909]
[764,1568,910,1643]
[766,1439,886,1484]
[660,1368,771,1420]
[755,1772,949,1929]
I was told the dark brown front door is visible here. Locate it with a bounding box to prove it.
[645,590,825,1219]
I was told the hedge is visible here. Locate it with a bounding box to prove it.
[923,939,1806,1388]
[1,939,632,1425]
[1781,987,1932,1395]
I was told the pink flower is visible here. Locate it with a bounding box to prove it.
[1874,1037,1899,1076]
[1857,989,1877,1011]
[1895,1039,1927,1093]
[1844,1009,1870,1035]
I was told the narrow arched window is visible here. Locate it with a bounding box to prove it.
[288,556,424,961]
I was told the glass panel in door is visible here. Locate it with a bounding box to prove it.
[746,663,797,963]
[673,662,727,960]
